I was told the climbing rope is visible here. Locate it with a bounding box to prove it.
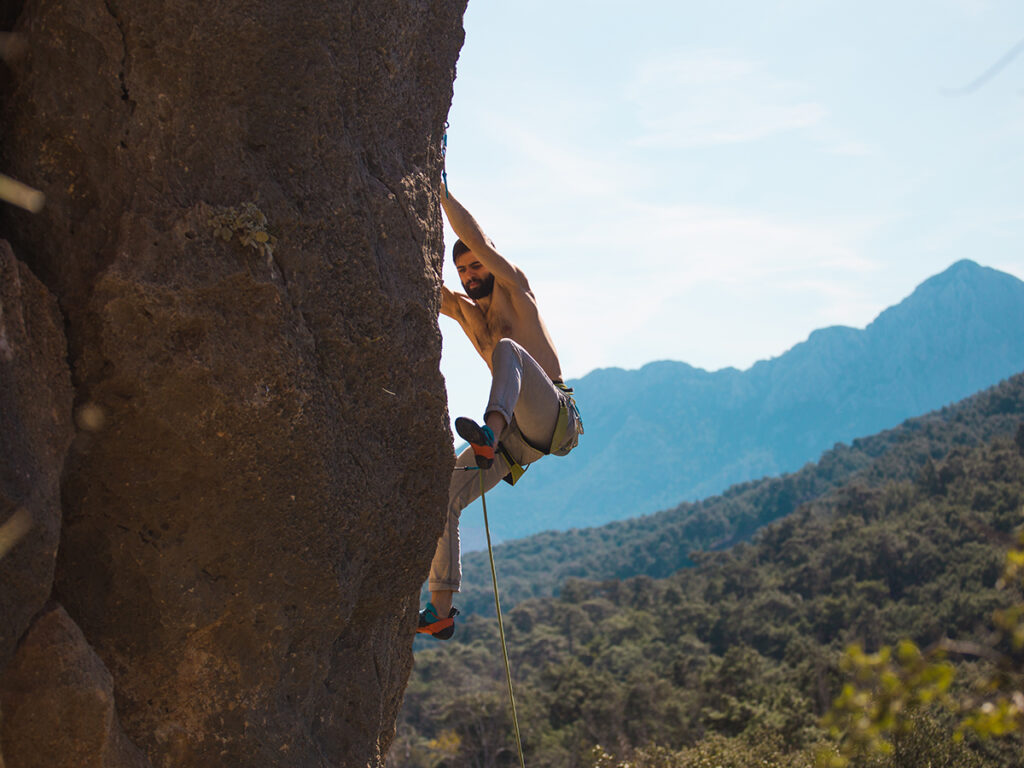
[479,469,526,768]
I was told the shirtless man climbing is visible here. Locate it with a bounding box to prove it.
[417,183,583,640]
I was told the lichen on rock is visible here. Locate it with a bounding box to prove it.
[205,201,278,267]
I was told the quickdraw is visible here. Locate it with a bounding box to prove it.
[441,121,449,198]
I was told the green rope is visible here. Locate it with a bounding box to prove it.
[480,469,526,768]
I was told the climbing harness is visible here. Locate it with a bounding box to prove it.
[514,382,584,460]
[477,384,584,487]
[498,442,527,486]
[453,467,527,767]
[550,382,583,457]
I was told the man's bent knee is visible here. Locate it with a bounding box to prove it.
[490,337,522,365]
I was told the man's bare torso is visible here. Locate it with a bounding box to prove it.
[457,281,563,382]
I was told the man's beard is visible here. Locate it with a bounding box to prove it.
[463,273,495,300]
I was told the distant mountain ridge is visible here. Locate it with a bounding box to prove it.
[468,259,1024,546]
[453,370,1024,615]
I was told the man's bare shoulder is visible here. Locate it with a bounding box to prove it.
[501,277,541,318]
[442,287,479,318]
[504,262,531,293]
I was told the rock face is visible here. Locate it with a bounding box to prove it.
[0,604,149,768]
[1,1,465,766]
[0,241,73,670]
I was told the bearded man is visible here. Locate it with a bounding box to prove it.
[417,184,583,640]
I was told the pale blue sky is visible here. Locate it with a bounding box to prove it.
[439,1,1024,428]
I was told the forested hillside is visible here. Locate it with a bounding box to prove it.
[472,260,1024,545]
[454,371,1024,616]
[398,426,1024,768]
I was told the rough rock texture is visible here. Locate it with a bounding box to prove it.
[0,240,73,670]
[1,1,465,766]
[0,604,150,768]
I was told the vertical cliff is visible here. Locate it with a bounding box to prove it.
[0,0,465,765]
[0,241,73,672]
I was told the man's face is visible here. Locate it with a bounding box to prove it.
[455,253,495,300]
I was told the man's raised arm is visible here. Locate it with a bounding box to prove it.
[440,187,528,290]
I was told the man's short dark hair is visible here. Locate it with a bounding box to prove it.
[452,239,470,264]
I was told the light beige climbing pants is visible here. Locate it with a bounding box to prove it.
[428,339,581,593]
